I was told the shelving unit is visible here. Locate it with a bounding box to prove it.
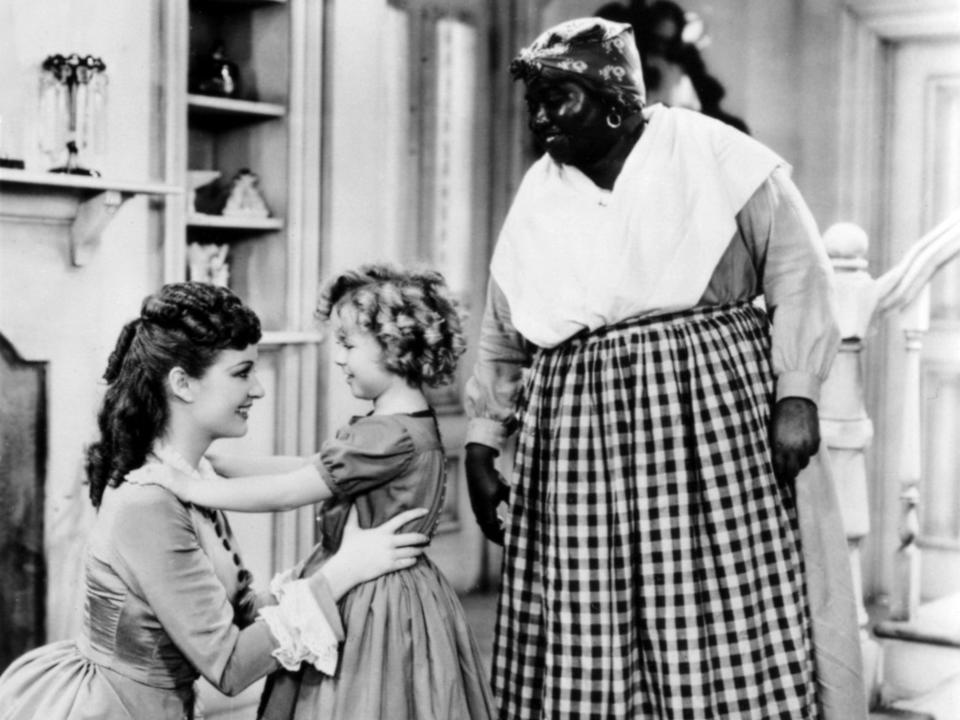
[159,0,325,335]
[173,0,296,329]
[160,4,326,716]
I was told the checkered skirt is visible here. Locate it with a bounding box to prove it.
[493,303,818,720]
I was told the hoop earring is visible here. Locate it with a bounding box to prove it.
[606,111,622,129]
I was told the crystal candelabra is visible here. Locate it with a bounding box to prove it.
[39,53,108,176]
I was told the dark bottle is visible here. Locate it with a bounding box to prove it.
[190,44,240,98]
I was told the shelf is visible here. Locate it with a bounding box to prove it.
[193,0,287,5]
[0,169,181,266]
[188,213,283,231]
[188,95,285,129]
[0,169,180,196]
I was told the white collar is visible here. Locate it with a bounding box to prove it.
[149,443,213,482]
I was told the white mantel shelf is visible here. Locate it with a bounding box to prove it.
[0,168,181,266]
[0,169,180,195]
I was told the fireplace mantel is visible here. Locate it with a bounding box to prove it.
[0,169,181,266]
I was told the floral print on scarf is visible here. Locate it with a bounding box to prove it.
[510,17,646,111]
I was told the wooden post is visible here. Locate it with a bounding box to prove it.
[822,222,877,632]
[823,211,960,704]
[822,221,883,695]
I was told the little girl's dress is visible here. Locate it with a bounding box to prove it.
[259,410,495,720]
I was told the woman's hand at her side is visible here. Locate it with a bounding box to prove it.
[318,506,429,601]
[770,397,821,486]
[465,443,510,546]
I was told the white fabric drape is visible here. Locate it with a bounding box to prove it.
[491,105,784,348]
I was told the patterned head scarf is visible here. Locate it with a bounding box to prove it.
[510,17,646,113]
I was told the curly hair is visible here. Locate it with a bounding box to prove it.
[85,282,261,508]
[316,264,466,388]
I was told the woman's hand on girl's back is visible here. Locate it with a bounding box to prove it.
[320,506,429,599]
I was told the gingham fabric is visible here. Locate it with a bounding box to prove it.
[493,303,818,720]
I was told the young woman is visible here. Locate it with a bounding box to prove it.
[134,266,495,720]
[0,282,429,720]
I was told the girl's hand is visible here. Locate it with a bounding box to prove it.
[205,452,231,478]
[319,506,429,600]
[125,469,188,499]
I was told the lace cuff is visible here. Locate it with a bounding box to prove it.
[259,574,342,675]
[269,567,298,596]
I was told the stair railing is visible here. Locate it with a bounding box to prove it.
[822,208,960,632]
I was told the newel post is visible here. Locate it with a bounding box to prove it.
[821,222,877,635]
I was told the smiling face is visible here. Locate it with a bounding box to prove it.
[187,345,265,441]
[524,76,623,169]
[331,307,399,403]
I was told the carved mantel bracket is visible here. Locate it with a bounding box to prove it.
[0,169,180,266]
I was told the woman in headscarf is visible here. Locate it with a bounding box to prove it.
[464,17,866,720]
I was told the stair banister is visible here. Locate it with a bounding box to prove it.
[875,208,960,314]
[823,209,960,631]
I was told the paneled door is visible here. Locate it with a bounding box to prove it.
[886,38,960,600]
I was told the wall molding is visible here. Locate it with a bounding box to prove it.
[844,0,960,39]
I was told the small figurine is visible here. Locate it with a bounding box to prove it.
[187,242,230,286]
[190,43,240,98]
[187,170,223,215]
[221,168,270,218]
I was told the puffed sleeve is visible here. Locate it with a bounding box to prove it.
[464,277,532,452]
[316,416,415,499]
[738,167,841,404]
[111,484,342,695]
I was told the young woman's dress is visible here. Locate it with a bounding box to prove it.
[259,410,496,720]
[0,452,336,720]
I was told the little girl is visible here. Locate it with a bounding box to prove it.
[139,265,494,720]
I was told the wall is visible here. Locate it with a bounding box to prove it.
[320,0,406,454]
[686,0,847,228]
[322,0,502,591]
[0,1,165,639]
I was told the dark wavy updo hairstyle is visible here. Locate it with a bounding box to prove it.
[316,264,466,388]
[86,282,261,508]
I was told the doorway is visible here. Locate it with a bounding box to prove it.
[885,38,960,601]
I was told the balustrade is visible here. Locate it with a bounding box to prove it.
[824,210,960,626]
